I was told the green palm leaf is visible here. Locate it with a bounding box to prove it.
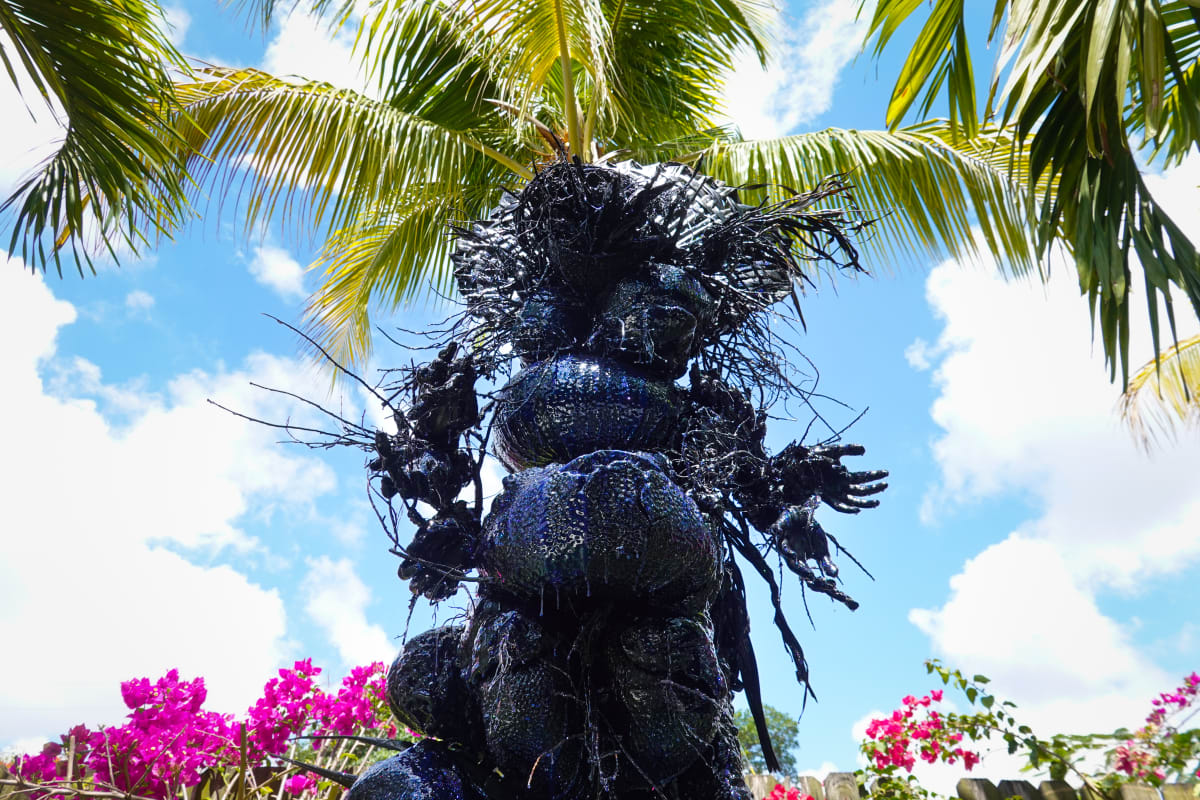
[0,0,191,273]
[172,67,532,241]
[700,122,1045,276]
[1120,333,1200,449]
[862,0,1200,386]
[303,176,510,369]
[597,0,771,154]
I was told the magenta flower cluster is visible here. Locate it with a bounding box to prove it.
[1111,672,1200,783]
[764,783,814,800]
[863,690,980,773]
[8,660,395,800]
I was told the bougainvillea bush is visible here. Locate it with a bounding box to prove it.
[3,660,412,800]
[859,662,1200,800]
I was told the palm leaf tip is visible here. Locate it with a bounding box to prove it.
[1120,332,1200,450]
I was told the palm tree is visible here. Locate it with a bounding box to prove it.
[137,0,1048,369]
[0,0,191,271]
[861,0,1200,389]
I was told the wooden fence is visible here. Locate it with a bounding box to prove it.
[744,773,1198,800]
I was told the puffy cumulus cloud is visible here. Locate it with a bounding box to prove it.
[247,242,308,301]
[261,5,368,92]
[909,156,1200,757]
[917,246,1200,587]
[302,557,393,667]
[0,264,355,749]
[721,0,869,138]
[909,537,1168,728]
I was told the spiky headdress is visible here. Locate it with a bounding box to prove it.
[450,158,870,401]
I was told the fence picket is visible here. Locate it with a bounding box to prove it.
[1040,780,1079,800]
[798,775,826,800]
[1161,785,1197,800]
[824,771,861,800]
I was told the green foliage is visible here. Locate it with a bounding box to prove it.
[0,0,192,274]
[858,661,1200,800]
[735,705,801,777]
[863,0,1200,387]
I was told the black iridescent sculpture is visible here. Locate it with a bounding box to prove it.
[352,160,887,800]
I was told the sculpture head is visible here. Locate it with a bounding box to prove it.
[452,159,867,388]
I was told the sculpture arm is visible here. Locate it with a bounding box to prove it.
[368,343,484,600]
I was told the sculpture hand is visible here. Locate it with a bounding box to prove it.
[805,443,888,513]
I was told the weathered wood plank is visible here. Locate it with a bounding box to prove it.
[798,775,826,800]
[745,773,777,800]
[824,771,861,800]
[1040,780,1079,800]
[1161,784,1196,800]
[1118,785,1160,800]
[998,779,1042,800]
[959,778,1002,800]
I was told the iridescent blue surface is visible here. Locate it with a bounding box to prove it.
[478,450,721,611]
[492,356,682,471]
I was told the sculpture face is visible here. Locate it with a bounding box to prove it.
[354,160,887,800]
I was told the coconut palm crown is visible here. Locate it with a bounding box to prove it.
[10,0,1052,371]
[143,0,1053,368]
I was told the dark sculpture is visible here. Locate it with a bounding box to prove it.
[344,160,887,800]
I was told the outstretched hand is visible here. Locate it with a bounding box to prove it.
[772,441,888,514]
[806,443,888,513]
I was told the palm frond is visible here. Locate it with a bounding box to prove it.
[222,0,353,32]
[1125,2,1200,166]
[0,0,191,274]
[445,0,613,154]
[864,0,980,138]
[862,0,1200,386]
[172,67,531,243]
[1120,333,1200,449]
[302,175,510,368]
[698,122,1043,277]
[594,0,771,154]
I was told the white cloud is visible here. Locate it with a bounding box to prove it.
[917,245,1200,587]
[162,4,192,49]
[248,242,308,301]
[125,289,155,311]
[302,556,393,666]
[796,760,839,778]
[0,37,65,196]
[0,263,355,750]
[904,338,934,371]
[262,7,367,92]
[721,0,870,139]
[908,155,1200,767]
[909,537,1167,727]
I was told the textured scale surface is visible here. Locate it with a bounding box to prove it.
[492,356,682,471]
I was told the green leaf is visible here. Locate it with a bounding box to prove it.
[700,122,1043,277]
[0,0,193,274]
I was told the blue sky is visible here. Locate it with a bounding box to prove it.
[2,0,1199,789]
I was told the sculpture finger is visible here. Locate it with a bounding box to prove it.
[847,482,888,497]
[813,443,866,459]
[842,496,881,509]
[848,469,889,483]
